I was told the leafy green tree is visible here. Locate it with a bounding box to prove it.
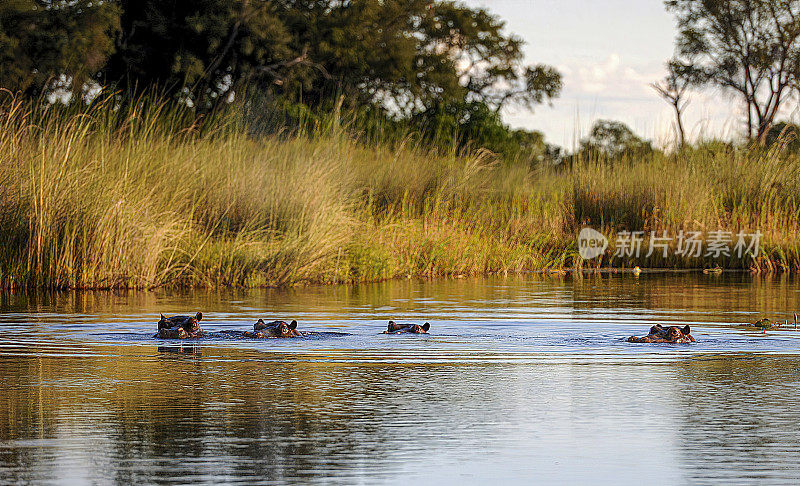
[273,0,447,111]
[0,0,119,96]
[413,100,557,163]
[419,2,561,113]
[666,0,800,143]
[0,0,564,159]
[274,0,561,115]
[106,0,295,108]
[109,0,295,104]
[579,120,654,160]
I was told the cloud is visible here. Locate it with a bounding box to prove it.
[577,53,621,93]
[571,53,661,98]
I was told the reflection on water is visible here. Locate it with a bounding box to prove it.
[1,273,800,484]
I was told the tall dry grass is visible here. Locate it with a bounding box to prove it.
[0,94,798,289]
[565,142,800,271]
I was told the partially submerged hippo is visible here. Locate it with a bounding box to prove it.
[243,319,308,338]
[627,324,694,343]
[751,318,774,330]
[157,312,204,339]
[383,321,430,334]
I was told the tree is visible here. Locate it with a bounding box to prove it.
[651,60,693,148]
[105,0,297,108]
[274,0,449,112]
[274,0,561,116]
[0,0,563,158]
[0,0,119,96]
[412,100,558,163]
[579,120,654,160]
[666,0,800,144]
[3,0,561,119]
[420,2,562,113]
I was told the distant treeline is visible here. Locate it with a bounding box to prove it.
[5,1,800,162]
[0,0,567,162]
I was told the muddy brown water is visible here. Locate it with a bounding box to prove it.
[2,273,800,484]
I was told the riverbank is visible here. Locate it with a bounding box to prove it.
[1,97,799,289]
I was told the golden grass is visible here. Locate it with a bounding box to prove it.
[0,95,798,289]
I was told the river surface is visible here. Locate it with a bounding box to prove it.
[2,273,800,484]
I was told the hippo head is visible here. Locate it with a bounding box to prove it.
[156,312,204,338]
[655,324,692,342]
[159,312,202,331]
[629,324,694,343]
[253,319,300,338]
[187,312,203,329]
[384,321,431,334]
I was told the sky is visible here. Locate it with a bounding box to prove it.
[463,0,759,149]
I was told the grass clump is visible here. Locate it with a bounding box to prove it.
[0,94,799,289]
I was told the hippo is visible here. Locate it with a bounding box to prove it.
[751,318,774,330]
[382,321,430,334]
[242,319,308,338]
[627,324,694,343]
[157,312,204,339]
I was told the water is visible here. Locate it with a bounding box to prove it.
[2,273,800,484]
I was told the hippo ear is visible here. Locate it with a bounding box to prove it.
[289,320,297,329]
[195,312,203,321]
[422,322,430,331]
[160,314,165,320]
[682,325,691,335]
[654,324,663,328]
